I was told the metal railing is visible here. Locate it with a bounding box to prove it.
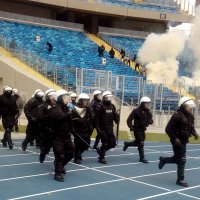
[0,34,74,90]
[99,26,149,38]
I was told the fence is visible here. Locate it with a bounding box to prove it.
[99,26,149,38]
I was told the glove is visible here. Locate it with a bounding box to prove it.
[149,119,153,125]
[130,127,134,132]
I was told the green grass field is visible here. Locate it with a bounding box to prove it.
[1,125,199,144]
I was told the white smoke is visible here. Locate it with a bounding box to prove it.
[138,30,185,84]
[189,6,200,85]
[146,58,179,84]
[137,6,200,86]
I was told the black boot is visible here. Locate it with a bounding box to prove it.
[6,131,13,150]
[123,141,129,151]
[139,158,149,164]
[74,150,82,164]
[176,180,188,187]
[138,146,148,163]
[39,153,46,163]
[74,158,81,164]
[159,156,166,169]
[98,157,107,164]
[1,140,7,147]
[159,156,175,169]
[54,173,64,182]
[123,141,135,151]
[9,143,13,150]
[62,167,67,174]
[176,164,188,187]
[22,142,27,151]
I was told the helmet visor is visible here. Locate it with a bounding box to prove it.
[104,95,113,101]
[144,102,151,110]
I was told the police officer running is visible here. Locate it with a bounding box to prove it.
[90,90,102,149]
[49,89,74,182]
[159,96,199,187]
[123,97,153,163]
[96,91,119,164]
[22,89,44,151]
[37,89,56,163]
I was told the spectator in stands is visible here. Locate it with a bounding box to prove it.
[45,42,53,53]
[135,62,140,71]
[98,44,105,57]
[120,49,125,59]
[9,40,17,54]
[123,56,131,66]
[139,65,146,76]
[109,48,115,58]
[133,54,137,62]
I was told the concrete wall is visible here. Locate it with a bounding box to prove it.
[0,55,50,99]
[0,0,53,18]
[111,18,167,33]
[24,0,193,23]
[0,0,186,34]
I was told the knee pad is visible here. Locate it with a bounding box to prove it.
[56,154,65,160]
[6,128,11,132]
[138,141,144,147]
[176,156,186,165]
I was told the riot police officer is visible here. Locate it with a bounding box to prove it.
[96,91,119,164]
[49,89,74,182]
[123,97,153,163]
[38,89,56,163]
[159,96,199,187]
[70,93,77,105]
[71,93,95,164]
[0,86,18,149]
[90,90,102,149]
[13,88,24,132]
[22,89,44,151]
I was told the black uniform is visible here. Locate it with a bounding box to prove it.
[159,108,198,187]
[109,48,115,58]
[96,101,119,164]
[124,106,153,163]
[49,103,74,181]
[22,97,43,150]
[13,94,24,132]
[0,93,18,149]
[90,98,102,149]
[37,102,54,163]
[98,45,105,57]
[71,105,95,164]
[46,42,53,53]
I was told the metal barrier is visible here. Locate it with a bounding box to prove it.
[99,26,149,39]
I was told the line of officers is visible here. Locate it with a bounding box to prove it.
[0,86,199,187]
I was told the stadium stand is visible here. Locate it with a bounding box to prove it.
[90,0,179,13]
[0,20,142,85]
[0,20,181,109]
[99,32,193,79]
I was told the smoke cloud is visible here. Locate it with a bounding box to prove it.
[189,6,200,85]
[138,30,185,84]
